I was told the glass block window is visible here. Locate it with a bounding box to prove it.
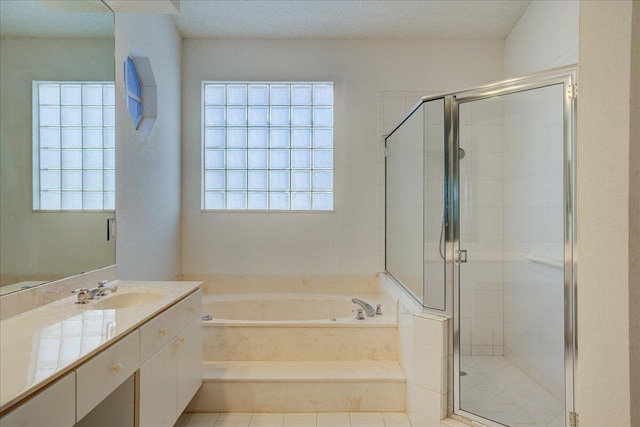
[32,81,115,211]
[202,82,334,211]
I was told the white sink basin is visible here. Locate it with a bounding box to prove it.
[90,291,163,310]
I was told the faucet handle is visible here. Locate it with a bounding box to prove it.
[353,309,365,320]
[97,280,109,287]
[72,288,90,304]
[376,304,383,315]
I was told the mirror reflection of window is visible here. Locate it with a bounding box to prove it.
[33,81,116,211]
[0,0,115,296]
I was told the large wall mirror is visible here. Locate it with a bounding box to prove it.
[0,1,115,295]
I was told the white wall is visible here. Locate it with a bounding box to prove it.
[182,39,504,276]
[115,13,182,280]
[504,0,579,77]
[0,38,115,285]
[577,1,634,425]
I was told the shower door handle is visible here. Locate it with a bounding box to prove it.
[456,249,467,264]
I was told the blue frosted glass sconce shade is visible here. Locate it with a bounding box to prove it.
[124,56,143,129]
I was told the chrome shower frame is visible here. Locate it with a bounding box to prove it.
[383,65,577,427]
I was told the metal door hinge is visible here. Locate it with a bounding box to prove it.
[568,83,578,99]
[456,249,467,264]
[569,412,579,427]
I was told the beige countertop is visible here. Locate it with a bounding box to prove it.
[0,280,202,414]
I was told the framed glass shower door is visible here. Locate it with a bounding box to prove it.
[453,74,576,427]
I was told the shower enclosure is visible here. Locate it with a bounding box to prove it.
[384,67,577,427]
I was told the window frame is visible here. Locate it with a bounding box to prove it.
[32,80,116,212]
[200,81,334,212]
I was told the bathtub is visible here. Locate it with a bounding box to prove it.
[201,293,395,325]
[198,287,398,361]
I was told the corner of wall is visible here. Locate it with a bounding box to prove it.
[114,13,182,280]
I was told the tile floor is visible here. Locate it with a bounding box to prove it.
[175,412,412,427]
[460,356,565,427]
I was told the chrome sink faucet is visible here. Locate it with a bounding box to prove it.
[72,280,118,304]
[352,298,375,317]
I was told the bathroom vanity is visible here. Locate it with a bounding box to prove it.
[0,281,202,427]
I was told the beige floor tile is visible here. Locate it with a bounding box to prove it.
[283,413,317,427]
[382,412,412,427]
[180,413,221,427]
[249,413,284,427]
[317,412,350,427]
[215,413,253,427]
[350,412,385,427]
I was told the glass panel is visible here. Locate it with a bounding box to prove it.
[227,128,247,148]
[39,84,60,104]
[205,107,225,126]
[205,192,225,209]
[313,84,333,105]
[248,85,268,105]
[248,192,268,209]
[204,171,225,190]
[205,85,225,105]
[248,128,268,148]
[61,107,81,126]
[291,192,311,210]
[458,85,566,426]
[205,128,226,148]
[227,85,247,105]
[269,192,289,210]
[227,106,247,126]
[423,99,446,311]
[385,101,428,304]
[270,85,289,105]
[291,128,311,148]
[291,85,311,105]
[40,128,61,148]
[312,192,332,210]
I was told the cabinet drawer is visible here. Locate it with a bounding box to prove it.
[76,330,139,421]
[1,372,76,427]
[177,288,202,326]
[139,302,180,362]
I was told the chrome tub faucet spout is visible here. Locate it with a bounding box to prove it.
[351,298,375,317]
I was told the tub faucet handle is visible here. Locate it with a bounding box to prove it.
[376,304,383,315]
[354,309,365,320]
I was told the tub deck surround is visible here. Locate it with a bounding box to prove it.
[188,275,405,413]
[202,292,396,326]
[0,280,202,414]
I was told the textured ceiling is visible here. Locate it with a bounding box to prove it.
[174,0,531,40]
[0,0,113,38]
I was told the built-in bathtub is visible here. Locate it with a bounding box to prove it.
[184,276,406,413]
[184,276,399,361]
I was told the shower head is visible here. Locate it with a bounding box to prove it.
[459,147,466,159]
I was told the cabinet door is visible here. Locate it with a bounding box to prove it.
[138,339,178,427]
[176,318,202,415]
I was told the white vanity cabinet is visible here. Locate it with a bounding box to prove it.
[0,372,76,427]
[0,283,202,427]
[139,289,202,427]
